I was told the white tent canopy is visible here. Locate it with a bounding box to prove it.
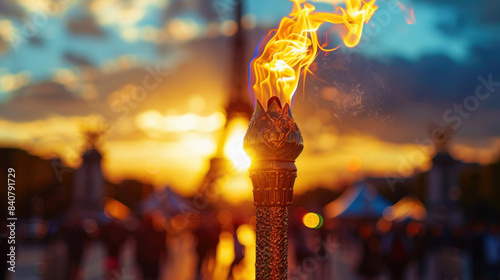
[141,186,191,216]
[324,182,393,219]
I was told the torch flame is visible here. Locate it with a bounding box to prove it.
[250,0,378,105]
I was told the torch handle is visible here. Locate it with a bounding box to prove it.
[250,162,297,280]
[256,206,289,280]
[244,98,303,280]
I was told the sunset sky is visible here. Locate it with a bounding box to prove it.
[0,0,499,200]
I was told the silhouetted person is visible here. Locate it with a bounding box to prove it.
[62,216,88,280]
[0,221,8,280]
[357,224,383,280]
[228,223,245,279]
[135,214,166,280]
[382,223,413,280]
[470,221,486,280]
[42,233,68,280]
[194,216,220,279]
[100,218,129,278]
[484,223,500,280]
[293,226,314,266]
[413,224,429,278]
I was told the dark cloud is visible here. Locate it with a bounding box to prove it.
[419,0,500,25]
[0,0,24,19]
[0,81,91,121]
[0,36,9,56]
[480,0,500,24]
[436,14,466,37]
[27,36,44,46]
[64,52,93,67]
[14,81,78,100]
[163,0,237,23]
[0,65,175,122]
[66,15,105,37]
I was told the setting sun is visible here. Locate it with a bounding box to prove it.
[223,117,251,171]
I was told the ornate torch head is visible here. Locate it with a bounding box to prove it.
[243,97,303,207]
[244,97,303,162]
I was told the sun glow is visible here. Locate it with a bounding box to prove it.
[224,117,251,171]
[135,110,226,135]
[250,0,378,105]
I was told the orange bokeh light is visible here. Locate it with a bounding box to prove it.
[104,198,131,220]
[346,155,362,172]
[302,212,324,229]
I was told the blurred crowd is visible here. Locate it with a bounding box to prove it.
[36,213,169,280]
[319,220,500,280]
[2,209,500,280]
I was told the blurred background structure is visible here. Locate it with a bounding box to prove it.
[0,0,500,279]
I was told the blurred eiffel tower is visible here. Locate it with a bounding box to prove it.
[198,0,253,201]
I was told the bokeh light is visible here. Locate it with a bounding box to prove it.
[104,198,131,220]
[346,155,362,172]
[302,212,324,229]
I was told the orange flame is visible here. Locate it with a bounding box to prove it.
[249,0,378,106]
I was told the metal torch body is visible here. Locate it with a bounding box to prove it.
[244,97,303,280]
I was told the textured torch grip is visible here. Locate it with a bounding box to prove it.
[256,206,289,280]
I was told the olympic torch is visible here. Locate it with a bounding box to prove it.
[244,0,378,278]
[244,96,303,279]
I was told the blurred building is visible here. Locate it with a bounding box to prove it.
[72,131,104,213]
[426,151,463,225]
[0,147,73,219]
[72,147,104,213]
